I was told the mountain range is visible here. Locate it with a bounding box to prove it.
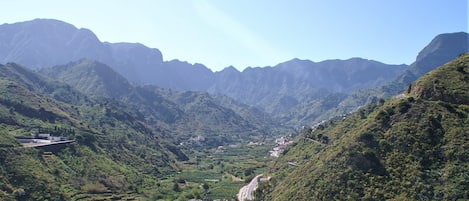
[38,58,282,145]
[0,19,406,91]
[5,19,467,126]
[323,32,469,122]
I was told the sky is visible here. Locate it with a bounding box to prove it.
[1,0,467,71]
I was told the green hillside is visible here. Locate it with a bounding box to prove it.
[316,32,469,126]
[0,62,282,200]
[0,63,186,200]
[39,59,133,99]
[39,59,283,146]
[257,54,469,200]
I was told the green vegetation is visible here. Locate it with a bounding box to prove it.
[173,144,272,200]
[0,62,277,200]
[310,32,469,128]
[38,59,285,147]
[256,54,469,200]
[0,74,173,200]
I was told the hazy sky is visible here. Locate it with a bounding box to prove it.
[1,0,467,71]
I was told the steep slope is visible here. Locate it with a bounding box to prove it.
[327,32,469,123]
[39,59,279,145]
[136,86,274,145]
[2,19,466,127]
[409,55,469,105]
[0,19,72,65]
[0,62,87,105]
[390,32,469,94]
[39,59,133,98]
[159,59,214,91]
[0,20,406,109]
[0,19,405,95]
[205,33,467,126]
[209,58,406,115]
[163,90,272,144]
[0,19,214,88]
[408,32,469,77]
[0,19,111,69]
[7,18,163,81]
[0,63,186,200]
[258,54,469,200]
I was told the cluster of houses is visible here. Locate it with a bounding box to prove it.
[247,141,264,146]
[180,135,206,146]
[269,136,293,157]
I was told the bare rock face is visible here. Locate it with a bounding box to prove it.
[0,19,164,83]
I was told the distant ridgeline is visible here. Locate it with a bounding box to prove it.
[0,19,467,126]
[255,54,469,200]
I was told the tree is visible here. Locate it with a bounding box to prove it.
[75,132,97,145]
[406,84,412,94]
[244,168,254,177]
[321,135,329,144]
[172,182,180,192]
[317,133,323,141]
[202,183,209,192]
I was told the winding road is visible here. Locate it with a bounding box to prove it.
[237,174,263,201]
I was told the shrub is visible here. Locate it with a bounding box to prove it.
[81,183,108,194]
[397,101,411,114]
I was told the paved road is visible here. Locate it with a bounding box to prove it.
[238,174,263,201]
[21,140,75,147]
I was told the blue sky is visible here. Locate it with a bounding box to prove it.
[1,0,467,71]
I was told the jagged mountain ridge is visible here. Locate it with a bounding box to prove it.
[0,19,406,93]
[208,57,406,115]
[312,32,469,124]
[1,19,467,127]
[0,18,212,89]
[0,19,406,115]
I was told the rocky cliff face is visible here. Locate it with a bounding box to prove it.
[0,19,165,83]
